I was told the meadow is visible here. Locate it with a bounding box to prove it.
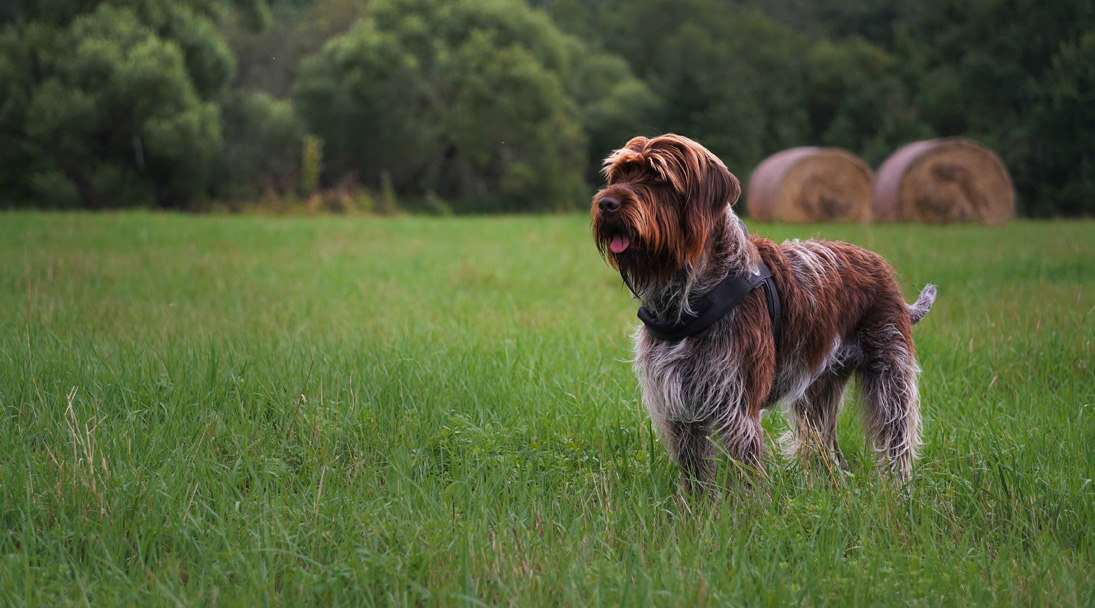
[1,211,1093,606]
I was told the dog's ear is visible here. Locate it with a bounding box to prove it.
[698,155,741,210]
[682,137,740,211]
[647,135,740,267]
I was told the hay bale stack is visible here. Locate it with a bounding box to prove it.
[871,138,1014,225]
[747,147,873,222]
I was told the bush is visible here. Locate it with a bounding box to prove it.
[293,0,636,211]
[0,1,232,209]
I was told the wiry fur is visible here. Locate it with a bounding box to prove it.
[592,134,936,492]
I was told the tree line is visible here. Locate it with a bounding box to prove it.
[1,0,1092,215]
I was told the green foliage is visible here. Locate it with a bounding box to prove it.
[612,2,776,170]
[299,133,323,198]
[234,0,273,31]
[1031,30,1095,216]
[0,0,232,208]
[573,0,1094,215]
[213,90,306,201]
[220,0,369,98]
[885,0,1095,214]
[585,0,928,187]
[566,50,660,179]
[2,0,1093,214]
[294,0,596,211]
[804,38,931,165]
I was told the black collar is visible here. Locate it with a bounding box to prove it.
[636,221,781,343]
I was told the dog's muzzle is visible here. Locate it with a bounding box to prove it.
[597,195,621,216]
[594,194,631,253]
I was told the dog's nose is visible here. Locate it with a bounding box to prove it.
[598,196,621,215]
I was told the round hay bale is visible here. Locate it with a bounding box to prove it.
[871,138,1014,225]
[746,147,873,222]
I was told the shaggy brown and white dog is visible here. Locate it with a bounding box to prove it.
[592,134,935,492]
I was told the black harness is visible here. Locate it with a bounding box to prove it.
[636,219,781,344]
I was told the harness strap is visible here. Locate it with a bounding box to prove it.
[760,270,781,345]
[636,219,781,344]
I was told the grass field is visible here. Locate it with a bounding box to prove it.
[2,211,1093,606]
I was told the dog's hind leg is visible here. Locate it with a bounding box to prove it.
[784,369,853,471]
[855,324,922,481]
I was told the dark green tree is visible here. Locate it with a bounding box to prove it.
[566,49,661,181]
[1031,30,1095,216]
[294,0,653,211]
[553,0,1095,216]
[892,0,1095,213]
[0,0,235,208]
[221,0,370,99]
[595,0,815,176]
[212,90,306,201]
[804,38,930,164]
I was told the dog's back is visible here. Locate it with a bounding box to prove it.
[753,235,932,477]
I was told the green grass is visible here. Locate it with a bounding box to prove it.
[2,211,1093,606]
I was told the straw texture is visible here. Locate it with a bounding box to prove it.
[747,147,873,222]
[872,138,1014,225]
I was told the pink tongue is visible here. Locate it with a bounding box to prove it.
[610,236,630,254]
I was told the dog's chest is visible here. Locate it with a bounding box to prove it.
[633,332,745,423]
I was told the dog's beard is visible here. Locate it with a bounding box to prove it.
[598,237,683,293]
[593,200,689,291]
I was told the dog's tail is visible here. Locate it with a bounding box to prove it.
[908,284,937,325]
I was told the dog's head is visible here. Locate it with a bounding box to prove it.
[591,134,741,286]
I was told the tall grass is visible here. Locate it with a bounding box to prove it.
[1,212,1093,606]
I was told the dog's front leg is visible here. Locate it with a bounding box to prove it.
[709,409,766,489]
[664,420,714,495]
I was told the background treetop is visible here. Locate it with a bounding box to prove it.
[2,0,1092,215]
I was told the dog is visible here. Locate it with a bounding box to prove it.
[591,134,935,492]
